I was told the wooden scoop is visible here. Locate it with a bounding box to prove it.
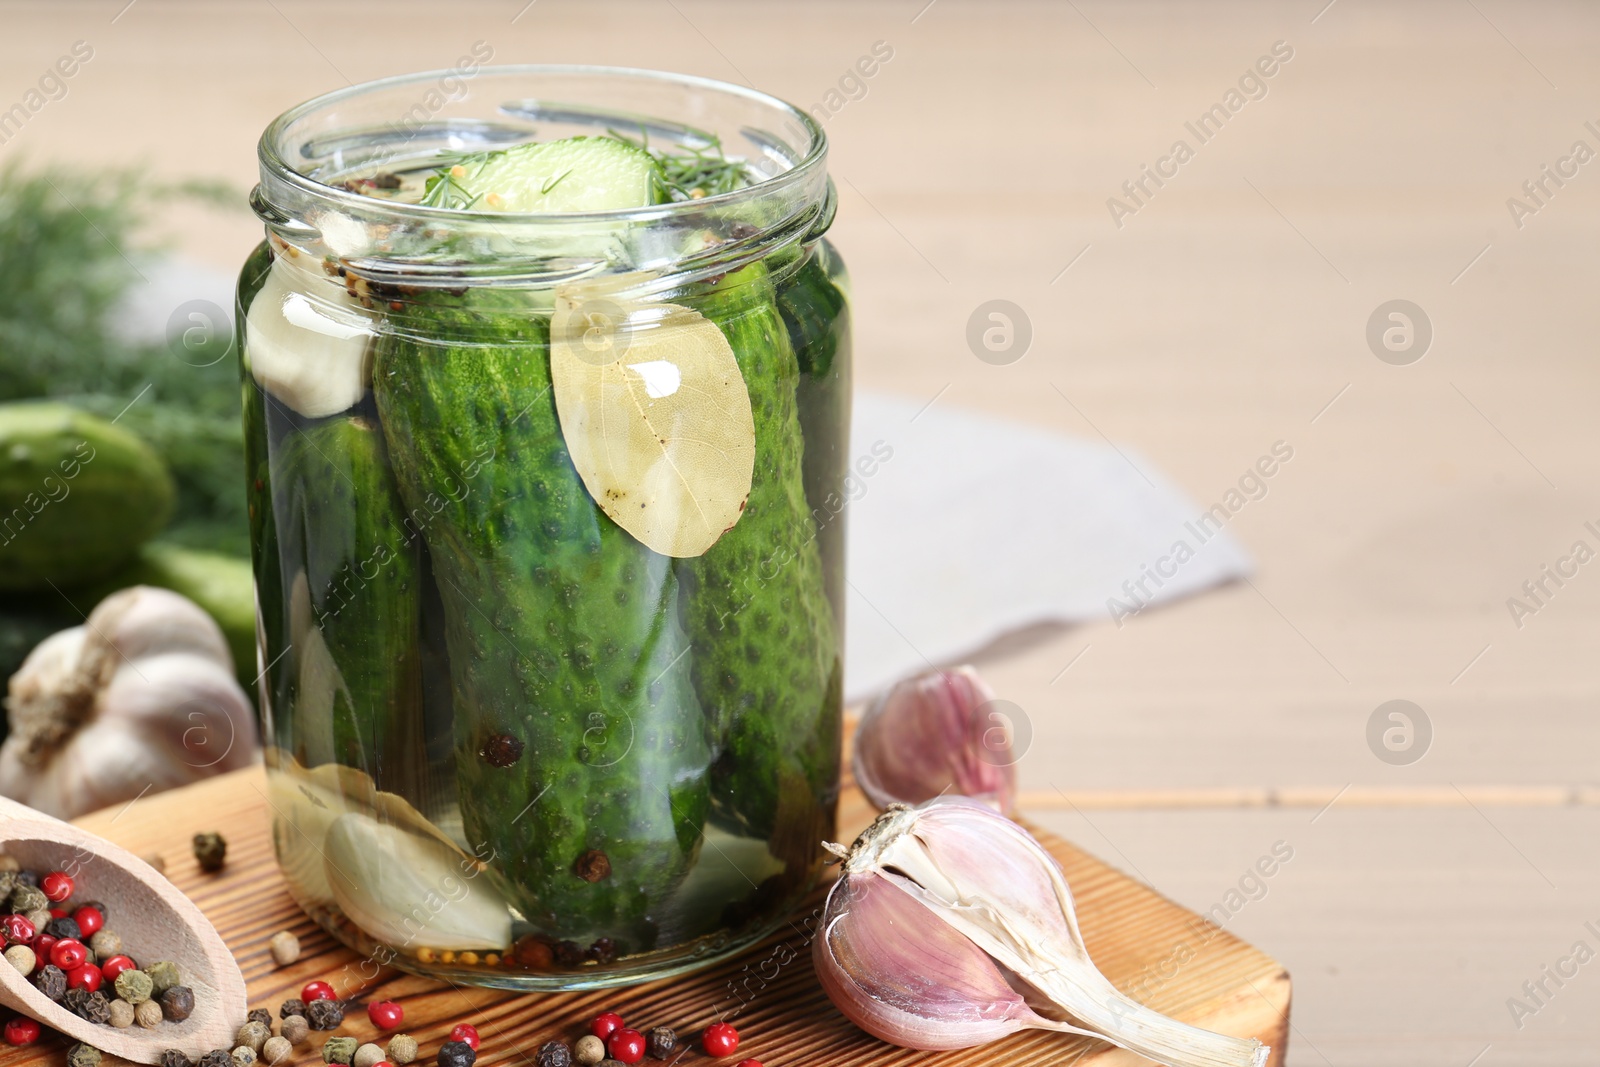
[0,795,246,1062]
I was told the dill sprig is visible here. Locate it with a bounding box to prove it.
[603,128,751,200]
[418,163,483,209]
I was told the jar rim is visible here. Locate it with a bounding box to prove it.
[256,63,829,228]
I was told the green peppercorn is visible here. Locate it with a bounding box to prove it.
[193,832,227,872]
[146,960,182,995]
[115,968,155,1005]
[9,884,47,913]
[67,1043,101,1067]
[323,1036,359,1065]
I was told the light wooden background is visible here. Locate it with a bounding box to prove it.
[5,1,1599,1063]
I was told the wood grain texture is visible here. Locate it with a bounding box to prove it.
[0,769,1290,1067]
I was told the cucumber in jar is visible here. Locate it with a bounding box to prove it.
[371,288,711,948]
[269,415,426,788]
[675,262,841,847]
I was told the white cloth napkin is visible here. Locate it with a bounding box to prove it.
[844,391,1252,700]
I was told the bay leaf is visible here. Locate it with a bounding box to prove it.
[551,288,756,558]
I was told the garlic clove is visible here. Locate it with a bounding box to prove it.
[245,251,375,419]
[826,799,1269,1067]
[323,812,512,951]
[816,864,1086,1050]
[853,666,1016,814]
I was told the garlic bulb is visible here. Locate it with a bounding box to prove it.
[245,249,376,418]
[853,666,1016,813]
[0,586,258,819]
[816,799,1269,1067]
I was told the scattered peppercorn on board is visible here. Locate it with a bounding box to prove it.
[8,768,1289,1067]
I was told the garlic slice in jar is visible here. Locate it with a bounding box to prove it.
[324,812,512,952]
[245,248,376,418]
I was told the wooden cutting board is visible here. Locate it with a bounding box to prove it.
[0,768,1290,1067]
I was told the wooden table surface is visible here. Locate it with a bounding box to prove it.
[4,2,1599,1063]
[25,767,1288,1067]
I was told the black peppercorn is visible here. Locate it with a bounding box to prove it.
[437,1041,475,1067]
[200,1050,234,1067]
[162,1051,195,1067]
[45,916,82,941]
[73,990,111,1024]
[552,940,586,967]
[247,1008,272,1030]
[535,1042,570,1067]
[587,937,617,965]
[33,963,66,1000]
[160,985,196,1022]
[478,734,524,767]
[645,1027,676,1060]
[306,998,343,1030]
[280,998,308,1020]
[193,832,227,872]
[14,870,38,888]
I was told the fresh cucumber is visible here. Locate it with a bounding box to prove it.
[433,137,668,212]
[269,416,425,790]
[371,289,710,946]
[674,263,841,845]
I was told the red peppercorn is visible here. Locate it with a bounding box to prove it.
[66,964,102,993]
[589,1012,625,1040]
[51,939,88,970]
[701,1023,739,1058]
[39,871,73,903]
[448,1024,479,1050]
[33,934,57,959]
[735,1061,763,1067]
[0,915,34,946]
[71,907,103,937]
[99,955,136,982]
[367,1001,404,1031]
[606,1029,646,1065]
[301,980,337,1002]
[48,908,66,920]
[4,1018,40,1046]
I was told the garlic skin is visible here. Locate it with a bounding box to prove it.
[853,666,1016,813]
[0,586,258,819]
[816,799,1268,1067]
[816,856,1081,1049]
[245,250,375,419]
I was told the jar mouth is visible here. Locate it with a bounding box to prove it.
[254,64,831,286]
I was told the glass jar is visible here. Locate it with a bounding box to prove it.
[238,66,849,989]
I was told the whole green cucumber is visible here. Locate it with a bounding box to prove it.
[0,402,175,590]
[675,263,842,846]
[270,416,425,790]
[371,290,710,946]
